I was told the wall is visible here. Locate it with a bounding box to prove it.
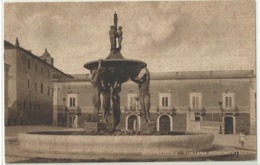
[4,49,18,125]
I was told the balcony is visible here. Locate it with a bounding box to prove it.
[221,106,239,116]
[125,107,141,115]
[66,106,81,115]
[157,106,176,115]
[188,106,206,116]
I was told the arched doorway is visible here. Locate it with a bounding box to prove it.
[159,115,171,133]
[126,115,140,131]
[67,114,78,128]
[224,116,234,134]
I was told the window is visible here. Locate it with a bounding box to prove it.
[127,93,138,110]
[162,97,169,107]
[27,59,31,69]
[29,102,31,110]
[225,97,232,107]
[41,83,43,94]
[41,67,43,74]
[223,92,235,109]
[159,91,171,108]
[47,86,50,96]
[67,93,78,108]
[69,98,76,107]
[35,64,37,71]
[190,93,202,109]
[27,79,30,89]
[35,82,37,91]
[195,116,202,121]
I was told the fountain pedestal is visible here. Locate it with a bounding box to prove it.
[141,121,156,134]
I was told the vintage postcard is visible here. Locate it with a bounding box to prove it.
[3,0,256,163]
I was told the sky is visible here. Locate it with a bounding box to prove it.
[4,0,256,74]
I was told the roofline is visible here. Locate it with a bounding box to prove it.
[53,78,89,82]
[53,74,255,83]
[4,40,73,79]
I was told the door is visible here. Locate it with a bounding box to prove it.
[68,115,76,128]
[159,115,171,132]
[128,115,137,130]
[224,116,234,134]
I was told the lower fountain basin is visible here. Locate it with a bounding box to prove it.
[18,130,214,157]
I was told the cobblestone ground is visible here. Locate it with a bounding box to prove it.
[4,126,257,163]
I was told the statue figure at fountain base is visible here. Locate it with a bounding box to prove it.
[111,81,122,130]
[101,81,111,123]
[131,67,151,123]
[89,60,102,122]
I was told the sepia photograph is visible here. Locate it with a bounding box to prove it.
[3,0,256,163]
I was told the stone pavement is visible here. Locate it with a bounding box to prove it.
[212,134,256,151]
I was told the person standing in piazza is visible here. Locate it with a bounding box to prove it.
[239,130,246,148]
[131,67,151,123]
[89,59,102,122]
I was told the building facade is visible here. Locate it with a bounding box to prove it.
[53,70,256,135]
[4,39,72,125]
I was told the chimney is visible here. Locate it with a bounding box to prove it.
[15,37,19,47]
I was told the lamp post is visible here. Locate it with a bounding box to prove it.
[218,101,223,134]
[62,97,66,127]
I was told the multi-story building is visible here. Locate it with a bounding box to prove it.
[4,63,10,126]
[52,70,256,135]
[4,39,72,125]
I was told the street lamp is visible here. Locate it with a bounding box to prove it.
[62,97,66,127]
[218,101,223,134]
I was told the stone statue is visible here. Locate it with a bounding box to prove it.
[109,26,116,51]
[111,81,121,130]
[101,81,111,123]
[117,26,123,50]
[131,67,151,122]
[89,59,102,121]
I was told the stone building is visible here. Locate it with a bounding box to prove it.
[53,70,256,135]
[4,63,10,126]
[4,39,72,125]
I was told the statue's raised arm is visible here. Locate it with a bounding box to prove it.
[131,76,142,85]
[90,59,102,87]
[145,67,150,80]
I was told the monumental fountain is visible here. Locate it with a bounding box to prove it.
[18,13,215,161]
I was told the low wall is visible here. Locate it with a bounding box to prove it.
[18,131,214,157]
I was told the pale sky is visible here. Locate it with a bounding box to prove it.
[4,1,255,74]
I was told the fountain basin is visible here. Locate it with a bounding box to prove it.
[18,130,214,157]
[84,59,147,83]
